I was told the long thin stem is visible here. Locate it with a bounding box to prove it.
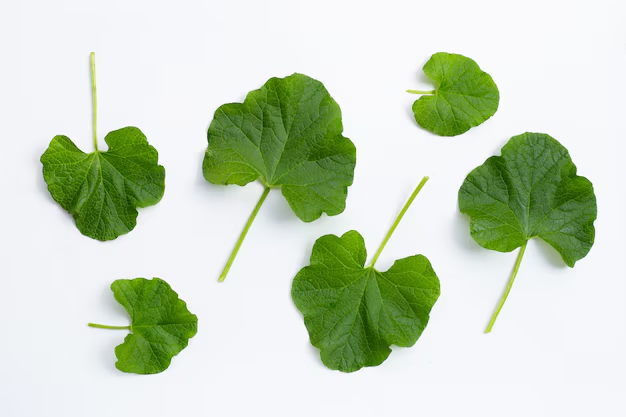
[406,89,435,95]
[219,186,271,282]
[88,323,130,330]
[90,52,98,151]
[369,176,429,268]
[484,243,527,333]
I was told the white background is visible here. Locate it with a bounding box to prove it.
[0,0,624,416]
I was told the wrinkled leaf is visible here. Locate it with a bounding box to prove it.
[410,52,499,136]
[41,127,165,240]
[105,278,198,374]
[203,73,356,222]
[459,132,597,266]
[292,231,440,372]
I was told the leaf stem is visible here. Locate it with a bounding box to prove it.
[90,52,98,151]
[88,323,130,330]
[406,89,435,95]
[369,176,429,268]
[484,243,527,334]
[219,186,271,282]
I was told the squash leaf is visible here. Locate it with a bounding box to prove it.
[89,278,198,375]
[203,73,356,281]
[41,128,165,240]
[408,52,499,136]
[292,177,440,372]
[40,53,164,240]
[458,132,597,332]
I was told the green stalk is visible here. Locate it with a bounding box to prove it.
[219,186,271,282]
[90,52,98,151]
[369,176,429,268]
[406,89,435,95]
[88,323,130,330]
[484,243,527,333]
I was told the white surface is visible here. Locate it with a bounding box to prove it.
[0,0,624,416]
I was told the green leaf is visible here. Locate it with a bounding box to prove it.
[89,278,198,375]
[40,53,165,241]
[41,128,165,241]
[459,132,597,265]
[203,73,356,281]
[458,132,597,332]
[408,52,499,136]
[292,178,440,372]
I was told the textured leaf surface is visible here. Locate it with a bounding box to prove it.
[411,52,499,136]
[292,231,440,372]
[459,132,597,266]
[41,127,165,240]
[203,73,356,222]
[112,278,198,374]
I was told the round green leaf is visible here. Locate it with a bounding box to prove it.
[459,132,597,267]
[292,231,440,372]
[410,52,499,136]
[203,73,356,222]
[102,278,198,375]
[41,127,165,241]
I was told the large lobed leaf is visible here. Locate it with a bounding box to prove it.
[458,132,597,266]
[292,231,440,372]
[41,127,165,240]
[203,73,356,222]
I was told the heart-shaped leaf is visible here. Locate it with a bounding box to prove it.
[89,278,198,374]
[408,52,499,136]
